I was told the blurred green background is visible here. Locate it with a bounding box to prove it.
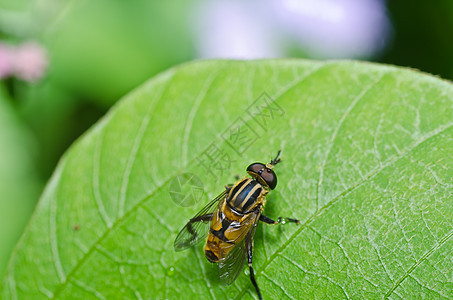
[0,0,452,277]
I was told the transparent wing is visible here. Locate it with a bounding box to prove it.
[174,190,227,251]
[219,210,261,285]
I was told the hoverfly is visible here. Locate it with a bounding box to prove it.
[174,151,299,299]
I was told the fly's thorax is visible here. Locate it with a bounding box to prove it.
[227,178,266,213]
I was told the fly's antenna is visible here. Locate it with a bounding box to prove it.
[270,150,281,166]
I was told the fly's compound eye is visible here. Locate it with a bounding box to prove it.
[246,163,278,190]
[261,167,277,190]
[246,163,265,175]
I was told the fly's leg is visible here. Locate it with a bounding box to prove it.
[260,214,300,225]
[247,241,262,300]
[188,213,212,224]
[225,184,233,192]
[187,214,213,236]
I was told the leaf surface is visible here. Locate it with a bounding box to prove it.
[2,60,452,299]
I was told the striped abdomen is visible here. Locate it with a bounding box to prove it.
[204,178,266,263]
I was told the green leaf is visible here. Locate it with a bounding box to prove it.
[2,60,452,299]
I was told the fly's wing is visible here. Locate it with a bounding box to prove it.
[174,190,227,251]
[219,209,261,285]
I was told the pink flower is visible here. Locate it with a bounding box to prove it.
[13,42,48,82]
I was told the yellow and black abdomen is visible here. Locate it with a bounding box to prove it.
[204,201,248,262]
[204,179,266,263]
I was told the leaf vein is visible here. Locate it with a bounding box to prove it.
[72,279,106,300]
[182,71,220,166]
[384,229,453,298]
[117,77,170,218]
[92,129,112,228]
[118,109,152,218]
[279,254,350,299]
[316,73,386,210]
[50,190,66,284]
[261,272,296,300]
